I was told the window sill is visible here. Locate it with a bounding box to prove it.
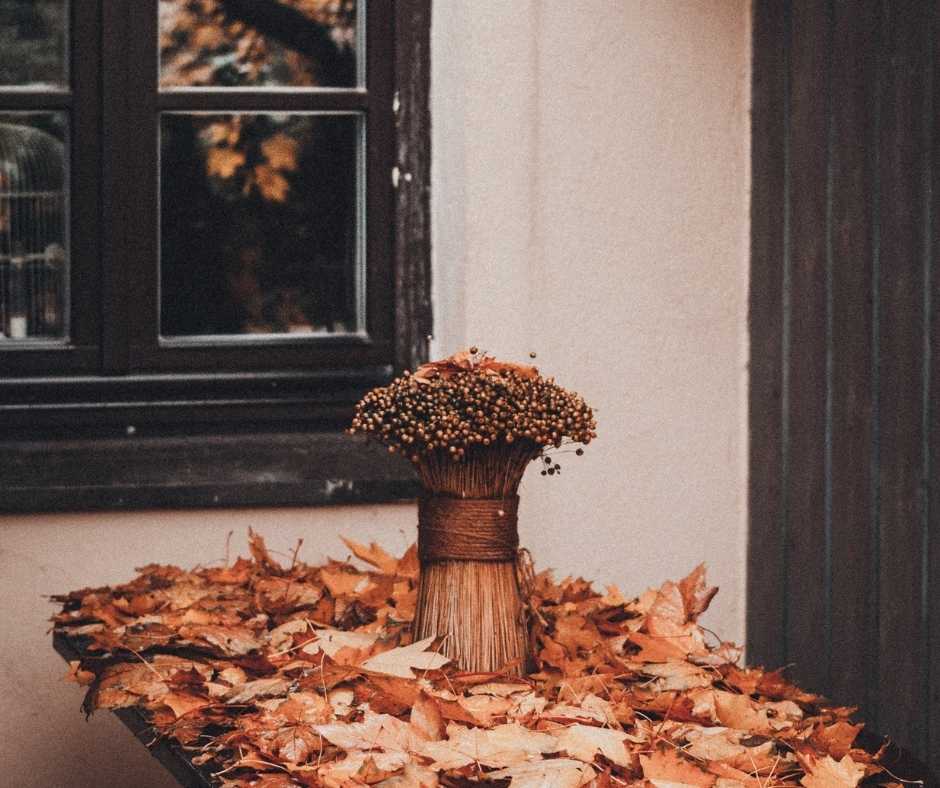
[0,430,419,513]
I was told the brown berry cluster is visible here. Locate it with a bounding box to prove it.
[349,355,596,464]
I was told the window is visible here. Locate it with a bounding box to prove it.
[0,0,430,510]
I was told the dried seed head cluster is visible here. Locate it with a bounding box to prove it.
[349,350,596,465]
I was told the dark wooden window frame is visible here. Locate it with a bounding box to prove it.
[0,0,431,512]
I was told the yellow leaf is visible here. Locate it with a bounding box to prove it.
[206,146,244,179]
[253,164,290,202]
[262,132,299,171]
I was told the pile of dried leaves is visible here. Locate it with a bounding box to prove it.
[52,532,894,788]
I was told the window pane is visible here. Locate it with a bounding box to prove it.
[0,113,68,342]
[0,1,68,87]
[159,112,363,339]
[159,0,359,88]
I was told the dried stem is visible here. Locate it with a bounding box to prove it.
[414,441,542,499]
[413,560,528,675]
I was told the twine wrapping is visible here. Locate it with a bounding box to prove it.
[417,496,519,564]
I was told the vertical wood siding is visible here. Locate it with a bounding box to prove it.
[749,0,939,771]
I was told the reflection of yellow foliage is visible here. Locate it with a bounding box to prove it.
[193,23,227,50]
[261,133,300,172]
[253,164,290,202]
[203,120,241,146]
[261,133,299,172]
[206,146,245,179]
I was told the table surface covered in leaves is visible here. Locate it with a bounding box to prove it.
[51,532,936,788]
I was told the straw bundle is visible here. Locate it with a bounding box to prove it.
[350,348,596,674]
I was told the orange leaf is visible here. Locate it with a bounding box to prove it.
[253,164,290,202]
[808,721,865,760]
[409,691,446,741]
[343,538,401,576]
[678,564,718,621]
[206,146,244,179]
[640,746,716,788]
[626,630,689,663]
[797,752,867,788]
[261,133,299,171]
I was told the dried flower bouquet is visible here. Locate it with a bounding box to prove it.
[350,349,596,674]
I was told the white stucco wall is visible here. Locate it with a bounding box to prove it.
[431,0,751,642]
[0,3,751,786]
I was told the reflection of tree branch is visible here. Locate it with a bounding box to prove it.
[216,0,355,85]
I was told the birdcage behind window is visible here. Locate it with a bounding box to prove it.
[0,121,67,341]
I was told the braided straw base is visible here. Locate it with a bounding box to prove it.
[413,560,528,675]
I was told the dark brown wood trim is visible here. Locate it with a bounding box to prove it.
[749,0,940,774]
[747,0,789,675]
[393,0,432,373]
[2,431,418,514]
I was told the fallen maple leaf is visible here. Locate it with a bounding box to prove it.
[635,659,715,691]
[316,711,428,756]
[798,752,867,788]
[373,762,439,787]
[359,637,450,678]
[343,538,401,576]
[682,727,751,762]
[640,746,716,788]
[488,758,595,788]
[545,693,620,727]
[409,691,446,741]
[678,564,719,621]
[225,676,293,704]
[809,720,865,760]
[53,540,886,788]
[553,723,632,768]
[418,722,557,770]
[305,628,380,658]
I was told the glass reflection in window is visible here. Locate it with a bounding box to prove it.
[0,1,68,87]
[159,112,363,339]
[159,0,359,88]
[0,113,69,342]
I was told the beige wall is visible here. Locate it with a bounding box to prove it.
[0,3,751,786]
[431,0,751,646]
